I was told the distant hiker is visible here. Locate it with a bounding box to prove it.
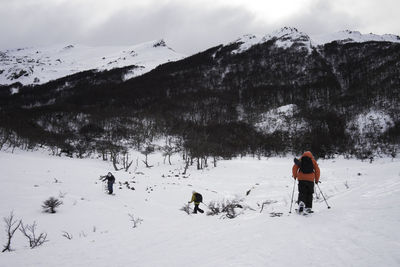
[292,151,320,213]
[188,191,204,214]
[101,172,116,195]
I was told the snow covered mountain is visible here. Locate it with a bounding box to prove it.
[230,27,400,54]
[1,27,399,87]
[0,39,186,86]
[1,26,399,159]
[231,27,313,54]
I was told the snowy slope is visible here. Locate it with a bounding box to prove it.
[232,27,313,54]
[0,40,186,86]
[0,149,399,267]
[230,27,400,54]
[312,30,400,45]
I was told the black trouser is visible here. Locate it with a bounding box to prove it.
[107,181,113,194]
[193,204,204,213]
[298,180,314,209]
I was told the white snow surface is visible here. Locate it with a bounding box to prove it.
[1,149,399,267]
[0,40,185,86]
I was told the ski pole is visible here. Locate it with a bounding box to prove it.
[316,183,331,209]
[289,178,296,214]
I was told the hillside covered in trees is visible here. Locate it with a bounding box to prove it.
[1,28,399,162]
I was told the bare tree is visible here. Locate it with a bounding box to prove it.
[162,138,177,165]
[110,151,123,171]
[19,221,48,248]
[121,152,133,172]
[182,156,191,175]
[2,212,21,252]
[141,144,155,168]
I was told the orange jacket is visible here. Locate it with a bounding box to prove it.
[292,151,320,183]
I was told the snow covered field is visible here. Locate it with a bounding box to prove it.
[0,150,399,267]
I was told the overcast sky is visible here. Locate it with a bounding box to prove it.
[1,0,399,54]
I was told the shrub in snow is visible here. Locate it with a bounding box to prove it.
[128,214,143,228]
[2,212,21,252]
[207,198,245,219]
[19,221,48,248]
[180,203,191,215]
[62,231,73,240]
[42,197,63,213]
[206,201,221,216]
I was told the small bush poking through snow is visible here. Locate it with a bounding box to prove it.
[42,197,63,213]
[128,214,143,228]
[180,203,191,215]
[206,201,222,216]
[207,198,245,219]
[62,231,73,240]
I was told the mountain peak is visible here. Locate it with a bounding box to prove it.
[231,27,312,54]
[273,26,299,36]
[0,41,186,86]
[153,39,167,48]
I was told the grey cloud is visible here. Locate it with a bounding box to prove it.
[280,0,363,35]
[0,0,399,55]
[83,2,269,54]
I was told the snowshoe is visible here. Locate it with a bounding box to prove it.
[305,208,313,214]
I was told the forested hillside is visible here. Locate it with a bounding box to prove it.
[1,29,399,162]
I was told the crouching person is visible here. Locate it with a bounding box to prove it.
[188,191,204,214]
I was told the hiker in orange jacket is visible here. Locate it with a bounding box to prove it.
[292,151,320,213]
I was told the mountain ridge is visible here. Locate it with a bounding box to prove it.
[0,39,185,86]
[1,27,399,87]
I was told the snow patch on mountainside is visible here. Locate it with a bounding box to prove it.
[232,27,313,54]
[0,40,186,86]
[346,109,394,135]
[255,104,307,134]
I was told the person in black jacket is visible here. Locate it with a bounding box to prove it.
[101,172,116,194]
[188,191,204,214]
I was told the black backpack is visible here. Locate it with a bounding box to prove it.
[194,193,203,203]
[300,156,314,174]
